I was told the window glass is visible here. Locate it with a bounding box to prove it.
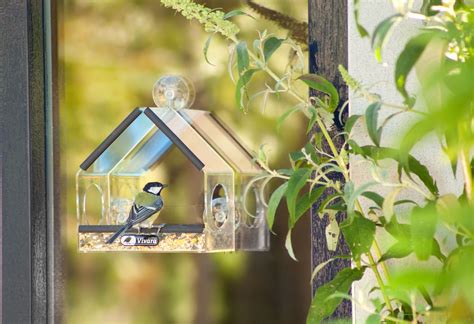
[61,0,309,322]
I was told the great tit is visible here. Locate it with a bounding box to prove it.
[106,182,167,244]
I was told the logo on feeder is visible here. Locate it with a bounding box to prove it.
[121,235,159,246]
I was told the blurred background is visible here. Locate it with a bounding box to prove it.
[59,0,310,323]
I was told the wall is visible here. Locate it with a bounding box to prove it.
[348,0,463,321]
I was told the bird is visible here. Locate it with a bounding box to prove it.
[106,182,168,244]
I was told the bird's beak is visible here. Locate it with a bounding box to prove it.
[162,184,168,188]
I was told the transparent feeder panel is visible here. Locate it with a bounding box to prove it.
[90,113,156,174]
[111,135,205,226]
[236,175,269,251]
[204,173,235,252]
[178,109,269,251]
[147,108,233,173]
[179,109,261,174]
[76,171,110,225]
[76,112,156,226]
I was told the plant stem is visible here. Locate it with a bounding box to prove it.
[229,35,310,112]
[460,148,473,203]
[411,293,417,324]
[230,30,398,314]
[368,252,394,313]
[352,298,411,323]
[355,200,392,284]
[373,240,391,281]
[230,36,351,181]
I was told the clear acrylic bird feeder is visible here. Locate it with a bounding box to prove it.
[76,75,270,252]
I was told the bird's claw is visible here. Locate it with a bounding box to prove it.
[156,223,166,234]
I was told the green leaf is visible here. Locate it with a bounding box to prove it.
[366,314,382,324]
[263,36,283,62]
[385,222,446,263]
[223,9,255,20]
[341,212,376,261]
[326,202,346,211]
[203,34,215,65]
[420,0,441,17]
[277,168,293,176]
[289,150,305,162]
[286,168,312,227]
[431,238,446,262]
[344,114,362,134]
[471,159,474,179]
[347,139,362,155]
[418,285,434,308]
[307,106,318,134]
[398,119,434,172]
[257,144,268,165]
[365,102,382,146]
[354,0,369,37]
[345,182,377,221]
[411,203,438,260]
[311,255,351,282]
[307,267,365,323]
[395,32,435,107]
[252,39,261,56]
[303,142,319,164]
[285,229,297,261]
[295,186,325,222]
[235,68,258,109]
[388,268,440,290]
[298,74,340,112]
[371,14,403,62]
[236,41,249,74]
[361,191,384,208]
[267,182,288,230]
[385,217,410,240]
[443,246,474,307]
[379,240,412,262]
[395,199,418,207]
[446,130,458,176]
[317,193,343,217]
[357,146,439,196]
[404,155,439,197]
[382,187,402,223]
[277,106,301,131]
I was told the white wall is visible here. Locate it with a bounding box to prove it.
[347,0,463,321]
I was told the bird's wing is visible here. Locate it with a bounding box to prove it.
[129,207,159,225]
[126,194,163,225]
[135,192,159,208]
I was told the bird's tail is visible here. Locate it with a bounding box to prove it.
[106,224,132,244]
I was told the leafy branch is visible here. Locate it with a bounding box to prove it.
[160,0,474,322]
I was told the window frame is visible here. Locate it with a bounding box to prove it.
[0,0,61,322]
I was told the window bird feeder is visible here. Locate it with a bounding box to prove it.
[76,76,269,252]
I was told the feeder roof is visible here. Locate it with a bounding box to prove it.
[79,107,261,175]
[177,109,261,174]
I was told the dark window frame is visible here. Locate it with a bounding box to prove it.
[1,0,61,322]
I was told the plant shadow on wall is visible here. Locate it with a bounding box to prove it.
[61,0,310,323]
[161,0,474,323]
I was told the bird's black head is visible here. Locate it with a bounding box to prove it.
[143,182,168,195]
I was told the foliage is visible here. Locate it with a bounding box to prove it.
[160,0,240,37]
[162,0,474,323]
